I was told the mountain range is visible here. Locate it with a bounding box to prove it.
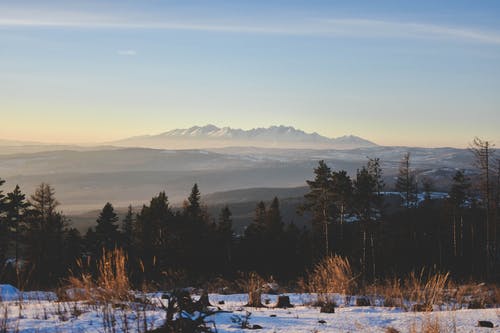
[111,125,377,149]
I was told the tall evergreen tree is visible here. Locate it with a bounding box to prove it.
[266,197,283,237]
[469,137,495,278]
[302,160,335,256]
[331,170,353,240]
[26,183,67,287]
[95,202,120,251]
[5,185,29,267]
[0,178,7,270]
[448,170,471,258]
[367,158,385,196]
[136,192,172,279]
[395,152,417,209]
[353,166,378,279]
[121,205,135,253]
[245,201,267,238]
[185,183,202,221]
[217,205,233,268]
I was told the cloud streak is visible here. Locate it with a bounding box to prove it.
[117,50,137,56]
[1,8,500,45]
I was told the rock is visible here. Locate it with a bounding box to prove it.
[218,300,225,305]
[478,321,494,328]
[270,314,277,317]
[318,320,327,324]
[251,324,263,329]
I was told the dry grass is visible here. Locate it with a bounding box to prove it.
[67,248,131,303]
[238,272,265,307]
[367,270,450,311]
[299,255,356,305]
[409,316,442,333]
[405,270,450,310]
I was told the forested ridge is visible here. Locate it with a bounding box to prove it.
[0,138,499,289]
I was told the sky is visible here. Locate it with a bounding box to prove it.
[1,0,500,148]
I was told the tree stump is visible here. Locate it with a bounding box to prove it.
[275,295,293,308]
[355,296,371,306]
[320,302,335,313]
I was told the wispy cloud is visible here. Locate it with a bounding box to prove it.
[117,50,137,56]
[1,8,500,45]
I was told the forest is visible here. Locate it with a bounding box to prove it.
[0,137,498,290]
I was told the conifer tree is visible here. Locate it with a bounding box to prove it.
[185,183,202,221]
[469,137,495,278]
[302,160,335,255]
[0,178,7,269]
[245,201,266,238]
[95,202,120,251]
[26,183,67,287]
[218,205,233,266]
[395,152,417,208]
[5,185,29,267]
[331,170,353,242]
[448,170,471,257]
[266,197,283,237]
[353,166,378,279]
[122,205,134,253]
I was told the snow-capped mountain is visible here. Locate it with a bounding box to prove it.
[112,125,377,149]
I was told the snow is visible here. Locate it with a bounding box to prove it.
[0,284,19,301]
[0,290,498,332]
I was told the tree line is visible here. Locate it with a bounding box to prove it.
[0,137,499,289]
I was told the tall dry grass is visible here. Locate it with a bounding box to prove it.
[67,248,131,303]
[405,270,450,310]
[373,270,450,311]
[299,255,356,305]
[238,272,265,307]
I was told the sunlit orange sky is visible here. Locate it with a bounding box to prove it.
[1,0,500,148]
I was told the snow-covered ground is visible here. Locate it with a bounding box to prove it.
[1,286,499,332]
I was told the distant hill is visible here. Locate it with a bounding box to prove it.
[111,125,377,149]
[0,145,475,213]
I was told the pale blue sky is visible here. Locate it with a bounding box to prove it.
[1,0,499,147]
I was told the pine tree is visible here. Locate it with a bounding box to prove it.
[5,185,29,267]
[302,160,335,255]
[0,178,7,269]
[353,166,377,280]
[95,202,120,251]
[331,170,353,241]
[266,197,283,237]
[245,201,267,238]
[135,192,172,279]
[26,183,67,287]
[448,170,471,257]
[185,183,202,221]
[64,228,83,273]
[367,158,385,196]
[122,205,135,253]
[218,205,233,235]
[469,137,495,278]
[218,205,233,267]
[395,152,417,209]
